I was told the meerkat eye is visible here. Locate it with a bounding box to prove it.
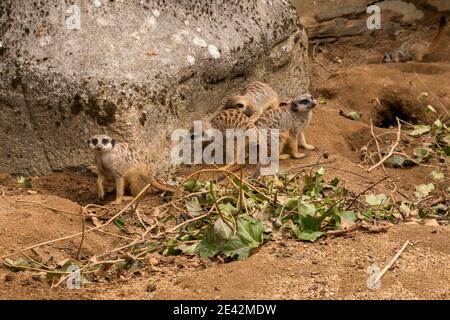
[299,99,310,105]
[92,138,98,145]
[102,138,109,145]
[236,103,245,108]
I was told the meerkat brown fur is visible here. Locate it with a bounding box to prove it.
[223,81,279,122]
[88,134,177,204]
[384,16,447,63]
[256,93,317,160]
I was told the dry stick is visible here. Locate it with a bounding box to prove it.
[368,118,402,172]
[372,240,411,288]
[370,117,387,174]
[312,41,333,73]
[414,72,449,117]
[0,184,152,260]
[392,151,440,169]
[76,207,86,260]
[209,182,235,234]
[15,200,84,217]
[345,175,390,210]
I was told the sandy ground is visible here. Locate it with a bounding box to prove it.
[1,2,449,299]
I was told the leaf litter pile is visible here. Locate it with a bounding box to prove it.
[1,95,448,286]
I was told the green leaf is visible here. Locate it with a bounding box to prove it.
[298,231,324,242]
[296,203,325,232]
[417,92,428,102]
[336,210,357,229]
[339,110,362,121]
[113,216,128,233]
[443,146,450,157]
[425,105,436,113]
[365,194,389,207]
[185,197,202,216]
[430,170,444,180]
[413,147,432,160]
[414,183,435,199]
[218,203,237,217]
[222,216,264,260]
[409,125,431,137]
[18,176,32,189]
[195,227,222,259]
[214,218,234,240]
[316,167,326,176]
[183,179,200,192]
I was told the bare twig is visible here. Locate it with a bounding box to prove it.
[369,118,401,172]
[312,41,333,73]
[0,184,152,260]
[76,207,86,260]
[414,72,449,117]
[370,117,387,173]
[346,176,390,210]
[15,200,84,217]
[372,240,411,288]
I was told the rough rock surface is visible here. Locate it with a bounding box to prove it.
[0,0,309,176]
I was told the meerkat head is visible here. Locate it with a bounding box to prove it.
[383,53,394,63]
[223,95,255,117]
[290,93,317,112]
[88,134,116,153]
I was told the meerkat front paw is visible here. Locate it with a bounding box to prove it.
[279,154,291,160]
[302,144,316,151]
[292,152,306,159]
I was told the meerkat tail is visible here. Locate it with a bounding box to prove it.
[149,176,178,193]
[428,16,447,53]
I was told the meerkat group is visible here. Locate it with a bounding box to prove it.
[89,82,316,203]
[384,16,447,63]
[218,81,316,159]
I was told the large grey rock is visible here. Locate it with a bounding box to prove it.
[0,0,309,176]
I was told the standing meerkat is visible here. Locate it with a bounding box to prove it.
[88,134,177,204]
[256,93,317,160]
[223,81,280,122]
[384,16,447,63]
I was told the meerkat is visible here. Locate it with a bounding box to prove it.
[88,134,177,204]
[223,81,280,122]
[256,93,317,160]
[384,16,447,63]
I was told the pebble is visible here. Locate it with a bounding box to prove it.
[146,283,157,292]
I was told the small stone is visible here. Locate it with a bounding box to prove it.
[146,283,157,292]
[152,9,161,17]
[208,44,220,59]
[4,274,14,282]
[187,55,195,66]
[147,255,160,266]
[193,37,208,48]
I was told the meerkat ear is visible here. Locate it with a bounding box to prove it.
[87,139,90,146]
[111,139,116,147]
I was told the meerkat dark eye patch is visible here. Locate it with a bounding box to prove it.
[236,103,245,108]
[299,99,310,105]
[91,138,98,145]
[102,138,109,145]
